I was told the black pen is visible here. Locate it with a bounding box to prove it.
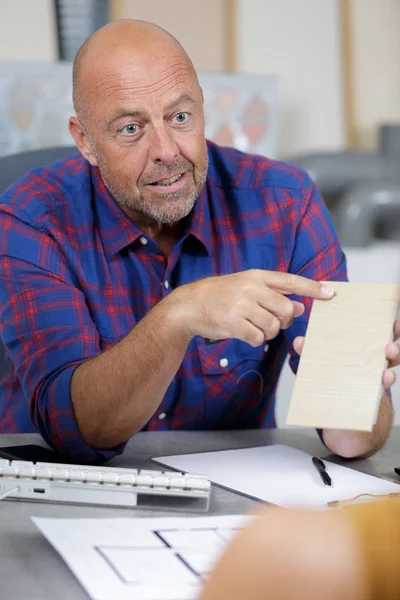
[312,456,332,486]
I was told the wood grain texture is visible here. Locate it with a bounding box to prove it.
[286,282,400,431]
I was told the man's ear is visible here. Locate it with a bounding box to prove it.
[68,116,98,166]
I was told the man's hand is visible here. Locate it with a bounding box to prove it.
[171,270,335,347]
[293,318,400,389]
[383,320,400,387]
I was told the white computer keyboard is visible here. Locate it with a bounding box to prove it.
[0,459,211,511]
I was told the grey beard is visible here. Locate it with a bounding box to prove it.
[100,161,208,224]
[114,188,199,223]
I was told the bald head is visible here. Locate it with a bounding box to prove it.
[68,18,207,225]
[72,19,197,125]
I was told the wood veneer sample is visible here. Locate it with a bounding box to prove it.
[286,282,400,431]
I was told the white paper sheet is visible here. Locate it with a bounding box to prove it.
[32,514,250,600]
[153,444,400,507]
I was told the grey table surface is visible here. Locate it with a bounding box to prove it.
[1,427,400,599]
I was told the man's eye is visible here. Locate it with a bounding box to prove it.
[121,124,139,134]
[175,112,189,123]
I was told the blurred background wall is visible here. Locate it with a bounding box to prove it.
[110,0,231,72]
[0,0,57,61]
[350,0,400,149]
[236,0,346,156]
[2,0,400,155]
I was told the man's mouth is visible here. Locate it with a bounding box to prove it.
[149,173,185,187]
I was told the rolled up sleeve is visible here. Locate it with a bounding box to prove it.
[0,210,126,462]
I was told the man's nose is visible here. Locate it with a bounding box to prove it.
[149,123,179,164]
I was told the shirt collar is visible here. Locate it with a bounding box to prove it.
[91,158,214,258]
[91,166,143,258]
[185,181,213,256]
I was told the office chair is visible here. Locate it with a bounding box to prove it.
[0,146,77,378]
[0,146,77,195]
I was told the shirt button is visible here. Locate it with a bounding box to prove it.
[164,281,170,290]
[219,358,229,368]
[264,344,269,352]
[158,412,167,421]
[139,236,148,245]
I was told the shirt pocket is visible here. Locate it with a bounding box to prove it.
[196,336,266,377]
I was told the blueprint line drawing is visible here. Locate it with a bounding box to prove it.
[33,514,250,600]
[95,526,244,586]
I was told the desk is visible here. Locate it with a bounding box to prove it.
[1,427,400,599]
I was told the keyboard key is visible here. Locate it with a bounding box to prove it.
[152,475,169,488]
[184,477,211,490]
[34,466,52,480]
[184,475,211,490]
[68,470,85,483]
[17,466,36,478]
[119,473,137,486]
[0,465,18,477]
[84,471,102,484]
[52,469,68,481]
[168,476,187,489]
[101,472,119,485]
[135,474,153,486]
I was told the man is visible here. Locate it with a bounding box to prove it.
[0,20,398,462]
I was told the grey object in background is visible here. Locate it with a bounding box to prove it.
[379,123,400,158]
[55,0,109,61]
[0,146,77,195]
[288,124,400,246]
[289,151,400,203]
[337,181,400,247]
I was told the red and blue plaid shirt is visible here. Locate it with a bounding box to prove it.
[0,141,347,461]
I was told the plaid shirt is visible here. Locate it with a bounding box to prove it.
[0,141,347,461]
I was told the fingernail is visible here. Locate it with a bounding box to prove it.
[320,283,335,298]
[292,301,305,314]
[387,371,396,387]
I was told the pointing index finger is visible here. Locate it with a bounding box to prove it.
[263,271,335,299]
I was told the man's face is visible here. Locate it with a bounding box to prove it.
[84,58,208,224]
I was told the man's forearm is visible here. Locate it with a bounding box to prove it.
[71,294,192,449]
[322,391,394,458]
